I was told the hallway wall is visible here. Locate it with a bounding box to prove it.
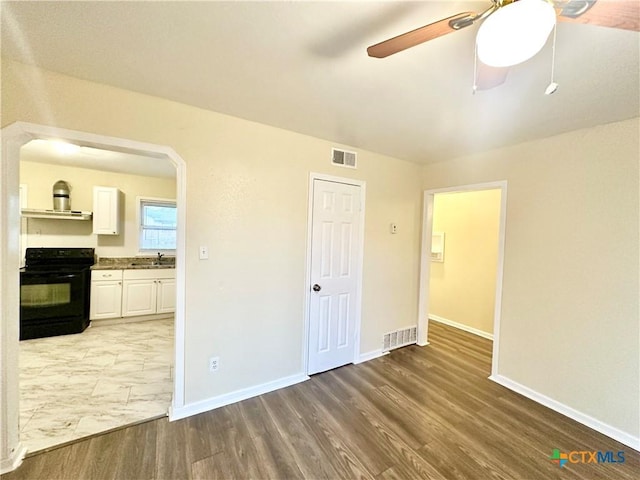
[429,189,501,335]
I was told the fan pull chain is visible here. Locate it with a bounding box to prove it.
[545,23,558,95]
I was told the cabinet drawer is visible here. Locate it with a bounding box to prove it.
[123,268,175,280]
[92,269,123,281]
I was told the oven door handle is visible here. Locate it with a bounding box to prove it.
[23,273,80,281]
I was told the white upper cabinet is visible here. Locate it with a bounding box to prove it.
[19,184,27,267]
[93,186,122,235]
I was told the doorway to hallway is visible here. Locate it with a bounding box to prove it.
[428,188,501,341]
[417,182,507,377]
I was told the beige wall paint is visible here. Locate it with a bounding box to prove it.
[422,117,640,439]
[4,58,637,448]
[429,189,501,334]
[2,59,423,403]
[19,161,176,258]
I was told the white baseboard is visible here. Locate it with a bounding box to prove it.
[354,349,388,364]
[429,314,493,340]
[490,374,640,452]
[0,443,27,475]
[90,313,173,327]
[169,373,309,421]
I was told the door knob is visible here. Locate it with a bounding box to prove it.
[312,284,321,292]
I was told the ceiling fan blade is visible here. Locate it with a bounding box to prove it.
[367,12,476,58]
[556,0,639,31]
[474,62,510,90]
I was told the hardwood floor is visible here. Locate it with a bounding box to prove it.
[3,322,638,479]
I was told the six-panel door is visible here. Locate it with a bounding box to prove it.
[308,179,362,375]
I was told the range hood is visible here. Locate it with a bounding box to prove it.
[21,209,93,221]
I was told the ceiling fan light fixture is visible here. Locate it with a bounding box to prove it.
[476,0,556,67]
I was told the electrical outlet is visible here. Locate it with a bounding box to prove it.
[209,356,219,373]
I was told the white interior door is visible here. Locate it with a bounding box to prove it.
[308,179,362,375]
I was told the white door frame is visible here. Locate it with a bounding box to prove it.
[417,181,507,378]
[0,122,187,473]
[303,172,366,374]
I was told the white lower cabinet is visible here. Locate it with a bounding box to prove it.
[122,279,157,317]
[90,268,175,320]
[122,269,176,317]
[156,277,176,314]
[90,270,123,320]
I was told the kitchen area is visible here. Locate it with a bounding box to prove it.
[18,139,177,453]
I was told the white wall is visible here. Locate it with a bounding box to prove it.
[19,161,176,258]
[423,117,640,441]
[1,60,423,406]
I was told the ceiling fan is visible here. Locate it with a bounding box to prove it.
[367,0,640,90]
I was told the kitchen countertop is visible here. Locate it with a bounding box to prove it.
[92,256,175,270]
[91,264,175,270]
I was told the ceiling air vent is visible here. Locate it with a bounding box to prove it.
[332,148,357,169]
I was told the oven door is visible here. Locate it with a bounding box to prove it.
[20,271,86,319]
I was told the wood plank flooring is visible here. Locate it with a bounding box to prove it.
[3,322,638,479]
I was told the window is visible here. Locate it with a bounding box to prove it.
[138,197,177,252]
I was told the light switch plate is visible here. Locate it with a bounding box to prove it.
[199,246,209,259]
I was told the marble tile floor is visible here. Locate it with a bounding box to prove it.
[19,318,174,453]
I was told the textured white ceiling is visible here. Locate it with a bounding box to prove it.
[21,139,176,178]
[2,1,639,164]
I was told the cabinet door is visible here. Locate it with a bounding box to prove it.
[156,278,176,314]
[93,186,121,235]
[90,281,123,320]
[122,279,157,317]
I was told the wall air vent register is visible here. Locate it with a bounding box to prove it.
[331,148,357,168]
[383,326,417,352]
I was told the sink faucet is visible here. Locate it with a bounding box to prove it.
[156,252,164,265]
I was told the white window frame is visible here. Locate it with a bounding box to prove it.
[137,196,177,254]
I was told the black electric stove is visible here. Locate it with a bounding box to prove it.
[20,247,95,340]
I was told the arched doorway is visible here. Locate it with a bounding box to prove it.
[1,122,187,472]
